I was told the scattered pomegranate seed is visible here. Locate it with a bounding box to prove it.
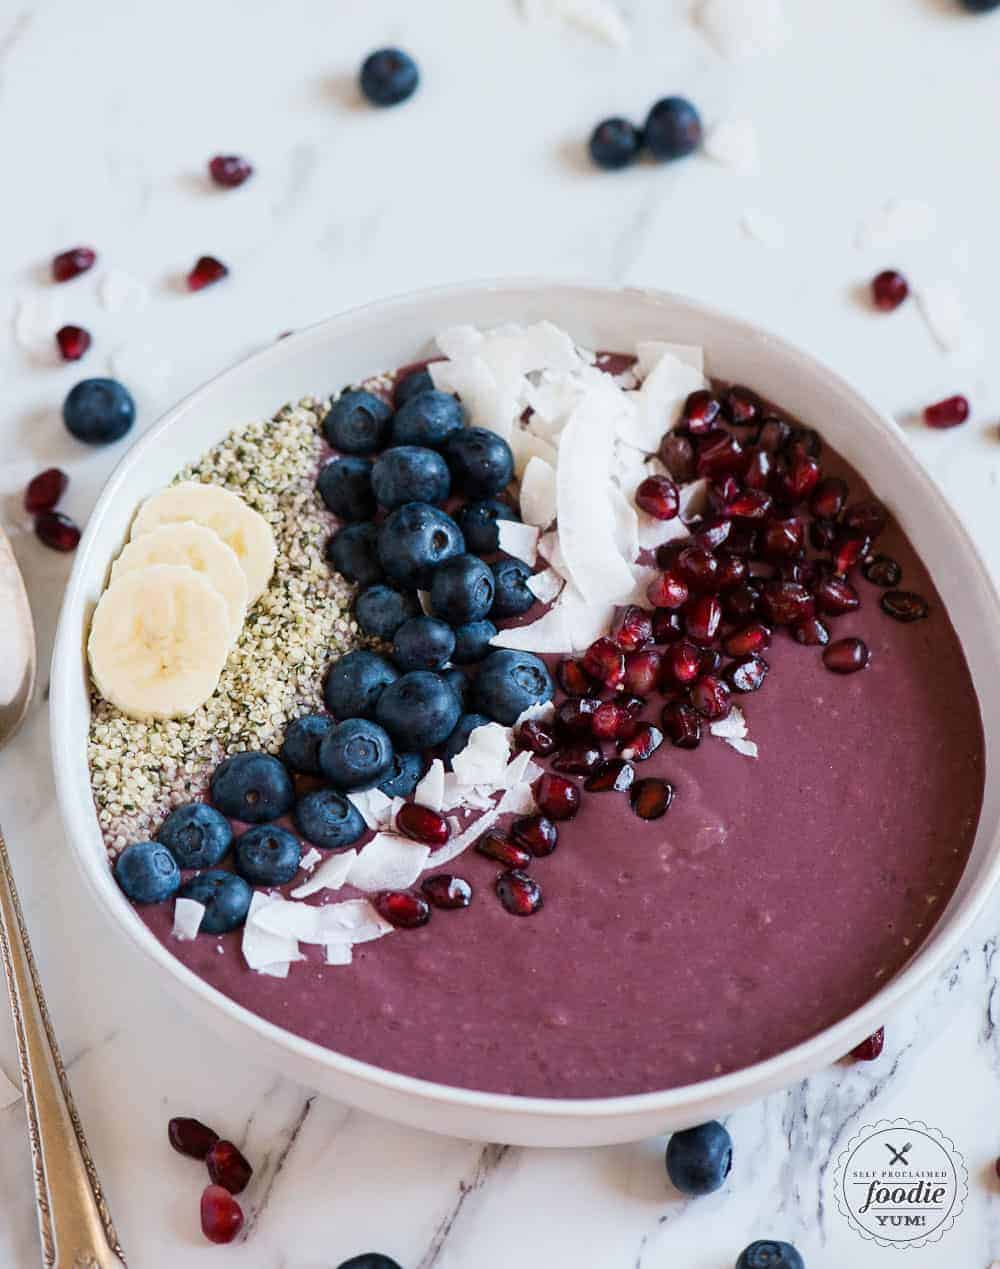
[373,890,431,929]
[635,474,680,520]
[792,616,830,646]
[206,1140,253,1195]
[187,255,229,291]
[421,874,473,909]
[684,594,722,644]
[663,640,703,686]
[518,719,557,755]
[582,637,626,690]
[552,742,603,776]
[761,516,806,560]
[591,699,638,741]
[55,324,91,361]
[760,580,814,626]
[863,554,902,588]
[724,622,771,658]
[924,394,970,429]
[396,802,450,846]
[814,576,860,616]
[24,468,68,514]
[200,1185,244,1245]
[832,531,870,576]
[623,648,662,695]
[35,511,80,552]
[689,675,732,721]
[809,476,849,520]
[726,488,773,521]
[557,657,593,696]
[743,449,772,491]
[208,154,254,188]
[647,570,689,610]
[612,605,653,651]
[871,270,908,311]
[680,389,722,434]
[810,518,838,552]
[721,385,759,425]
[676,546,720,593]
[757,416,791,452]
[651,608,684,643]
[842,500,887,540]
[696,430,744,478]
[511,815,558,857]
[661,700,702,748]
[476,833,531,869]
[880,589,929,622]
[690,516,732,551]
[555,697,600,736]
[725,655,769,693]
[849,1027,885,1061]
[630,778,674,820]
[496,870,543,916]
[585,758,635,793]
[534,772,581,821]
[714,554,747,590]
[618,722,663,762]
[51,246,96,283]
[659,433,696,482]
[823,637,870,674]
[722,582,761,623]
[168,1117,219,1160]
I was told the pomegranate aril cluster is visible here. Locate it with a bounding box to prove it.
[168,1116,253,1245]
[24,468,79,552]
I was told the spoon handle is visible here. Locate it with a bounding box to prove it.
[0,827,126,1267]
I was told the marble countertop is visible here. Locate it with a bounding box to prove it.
[2,0,1000,1264]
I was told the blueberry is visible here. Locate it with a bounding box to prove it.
[665,1121,732,1196]
[375,670,461,749]
[336,1255,403,1269]
[355,585,420,641]
[442,713,491,769]
[960,0,1000,9]
[589,117,643,169]
[490,557,535,618]
[443,428,514,498]
[293,789,366,850]
[114,841,180,904]
[156,803,233,869]
[392,616,455,672]
[371,445,451,510]
[430,553,495,624]
[234,825,302,886]
[734,1241,805,1269]
[377,502,465,589]
[210,752,294,823]
[474,649,553,725]
[178,870,252,933]
[281,714,336,775]
[63,378,135,445]
[390,391,465,448]
[324,651,399,719]
[324,389,393,454]
[644,96,702,161]
[394,367,435,407]
[359,47,419,107]
[442,667,471,711]
[377,750,426,797]
[455,498,520,554]
[452,619,498,665]
[317,457,376,522]
[319,718,395,791]
[326,522,384,586]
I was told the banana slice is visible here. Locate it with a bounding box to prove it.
[88,564,232,721]
[130,483,276,603]
[110,522,248,640]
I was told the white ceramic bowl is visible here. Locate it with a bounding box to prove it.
[52,281,1000,1147]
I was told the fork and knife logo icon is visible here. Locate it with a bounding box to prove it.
[885,1140,913,1167]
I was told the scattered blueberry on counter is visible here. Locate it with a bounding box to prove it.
[359,47,419,107]
[336,1254,403,1269]
[589,116,643,169]
[665,1120,733,1195]
[644,96,703,160]
[735,1241,805,1269]
[63,377,135,445]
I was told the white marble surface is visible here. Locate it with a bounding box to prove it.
[1,0,1000,1264]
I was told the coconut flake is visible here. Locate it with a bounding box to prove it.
[726,737,759,758]
[497,520,540,565]
[635,341,704,379]
[527,566,564,605]
[741,208,786,249]
[625,351,704,453]
[14,293,63,351]
[511,427,560,478]
[347,787,394,831]
[697,0,790,60]
[325,943,353,966]
[705,117,759,173]
[503,749,535,789]
[452,722,512,788]
[490,600,571,653]
[538,529,570,579]
[172,898,205,942]
[521,0,630,47]
[300,847,322,873]
[251,896,392,946]
[290,848,358,899]
[516,699,556,728]
[710,707,748,740]
[99,268,150,315]
[519,455,557,528]
[414,758,446,812]
[346,833,430,892]
[242,893,302,974]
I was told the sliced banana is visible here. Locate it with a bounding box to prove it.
[110,521,248,641]
[88,564,232,721]
[130,482,276,603]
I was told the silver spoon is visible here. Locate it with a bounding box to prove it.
[0,525,125,1267]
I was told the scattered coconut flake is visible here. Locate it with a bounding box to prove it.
[519,455,557,528]
[452,722,512,788]
[501,780,537,815]
[490,600,571,653]
[258,961,292,979]
[856,198,936,250]
[726,737,759,758]
[347,833,430,893]
[511,427,559,478]
[741,208,786,249]
[527,566,564,605]
[300,847,322,873]
[705,117,759,173]
[521,0,630,47]
[538,529,570,579]
[325,943,353,966]
[623,351,704,453]
[516,699,556,728]
[347,787,394,831]
[557,586,617,653]
[710,707,748,740]
[608,483,640,563]
[172,898,205,942]
[0,1068,20,1110]
[424,802,504,870]
[414,758,446,812]
[242,893,301,974]
[14,293,63,351]
[498,519,540,566]
[503,749,535,789]
[290,848,358,899]
[696,0,790,60]
[251,896,392,947]
[635,341,704,379]
[99,268,149,315]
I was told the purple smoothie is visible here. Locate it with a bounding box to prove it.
[132,373,984,1100]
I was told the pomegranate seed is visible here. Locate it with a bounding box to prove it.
[721,385,759,425]
[510,815,558,857]
[421,873,473,909]
[727,523,761,558]
[496,869,543,916]
[680,389,722,434]
[24,468,68,514]
[534,772,581,821]
[760,580,814,626]
[51,246,96,282]
[35,511,80,552]
[476,833,531,868]
[652,608,685,643]
[832,531,870,576]
[722,582,761,622]
[582,637,625,690]
[206,1140,253,1195]
[777,558,817,588]
[880,590,929,622]
[690,515,732,552]
[591,699,638,741]
[187,255,229,291]
[168,1117,219,1160]
[647,570,689,610]
[842,500,887,540]
[699,647,722,676]
[635,474,679,520]
[696,431,744,478]
[557,657,593,696]
[924,394,970,429]
[772,452,821,503]
[518,719,557,755]
[661,700,702,748]
[373,890,431,929]
[715,555,747,590]
[823,637,870,674]
[814,576,860,616]
[809,476,849,520]
[761,516,805,560]
[208,154,254,188]
[872,269,908,311]
[612,604,653,651]
[663,640,703,686]
[552,742,603,775]
[742,450,772,491]
[55,324,91,361]
[396,802,449,846]
[200,1185,244,1245]
[810,518,838,552]
[623,648,662,695]
[850,1027,885,1061]
[689,675,731,721]
[618,722,663,762]
[792,617,830,646]
[585,758,635,793]
[863,554,902,587]
[630,778,674,819]
[724,622,771,657]
[726,488,773,520]
[787,427,823,459]
[676,546,720,593]
[659,433,696,482]
[707,474,741,515]
[555,697,600,736]
[684,594,722,644]
[725,655,769,693]
[757,416,791,452]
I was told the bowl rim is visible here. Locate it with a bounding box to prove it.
[50,277,1000,1125]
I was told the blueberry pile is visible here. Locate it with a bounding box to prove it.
[589,96,702,171]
